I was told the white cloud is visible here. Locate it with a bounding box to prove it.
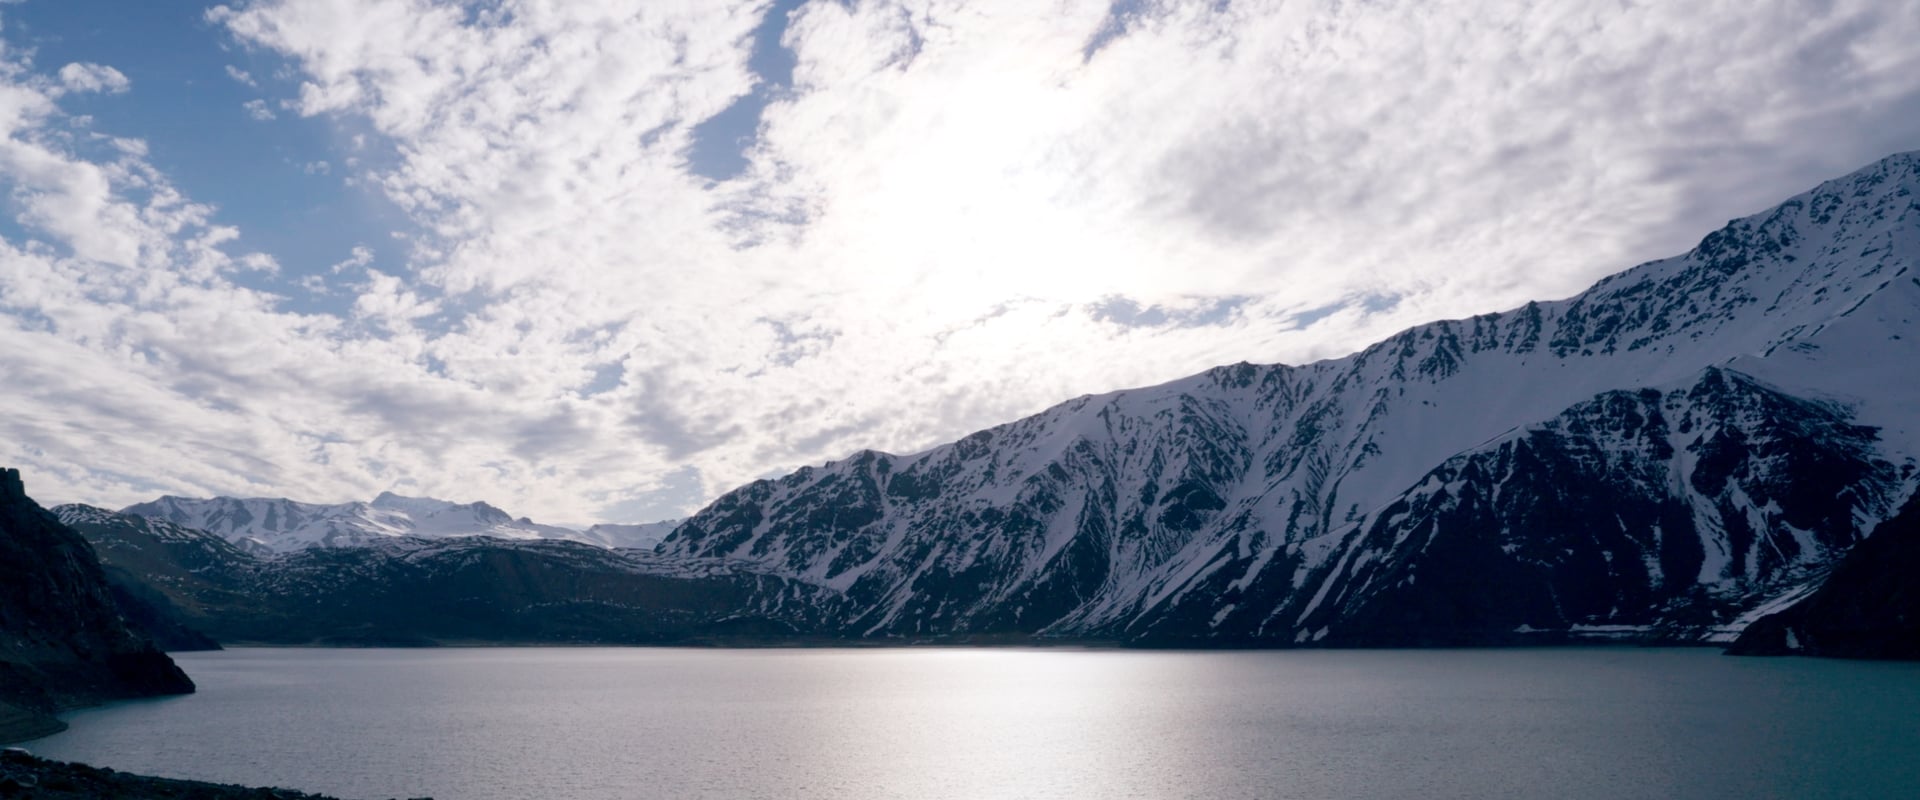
[107,137,146,157]
[242,98,276,121]
[224,64,257,87]
[5,0,1920,524]
[330,244,373,273]
[239,252,279,273]
[0,125,148,267]
[350,267,435,327]
[297,273,330,294]
[56,62,129,94]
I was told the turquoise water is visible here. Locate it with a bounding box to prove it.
[29,647,1920,799]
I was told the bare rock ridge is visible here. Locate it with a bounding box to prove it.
[0,468,193,744]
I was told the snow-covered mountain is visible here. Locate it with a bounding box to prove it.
[120,491,672,554]
[660,151,1920,644]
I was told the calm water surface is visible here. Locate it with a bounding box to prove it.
[28,647,1920,799]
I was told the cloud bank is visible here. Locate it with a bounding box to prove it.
[4,0,1920,523]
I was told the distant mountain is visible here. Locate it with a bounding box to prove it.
[660,151,1920,646]
[122,491,674,554]
[58,504,835,646]
[0,469,193,743]
[587,520,681,550]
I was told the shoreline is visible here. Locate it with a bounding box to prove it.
[197,634,1731,653]
[0,702,64,747]
[0,749,388,799]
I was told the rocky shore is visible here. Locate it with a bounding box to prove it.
[0,748,426,800]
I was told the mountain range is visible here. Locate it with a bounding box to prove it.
[122,492,676,554]
[55,150,1920,654]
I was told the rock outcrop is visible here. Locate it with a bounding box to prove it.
[0,468,194,743]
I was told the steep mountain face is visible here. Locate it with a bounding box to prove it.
[60,505,839,646]
[1150,368,1901,646]
[54,504,255,651]
[0,469,193,743]
[1728,492,1920,659]
[661,151,1920,644]
[122,491,666,554]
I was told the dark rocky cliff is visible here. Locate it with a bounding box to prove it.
[0,468,194,743]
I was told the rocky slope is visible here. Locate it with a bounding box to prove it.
[0,469,193,743]
[52,504,254,651]
[58,505,839,646]
[1728,491,1920,658]
[660,151,1920,645]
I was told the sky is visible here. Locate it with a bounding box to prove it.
[2,0,1919,526]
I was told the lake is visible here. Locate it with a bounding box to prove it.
[26,647,1920,799]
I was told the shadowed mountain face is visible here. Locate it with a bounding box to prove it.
[1214,368,1899,647]
[1729,492,1920,659]
[0,469,193,743]
[658,152,1920,646]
